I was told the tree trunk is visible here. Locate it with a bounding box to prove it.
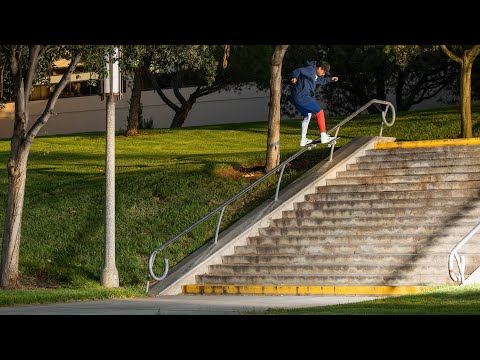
[1,46,80,288]
[440,45,480,139]
[0,62,4,100]
[460,59,472,138]
[395,70,407,111]
[169,80,206,128]
[1,155,28,288]
[126,63,149,136]
[265,45,289,172]
[151,70,226,129]
[170,104,192,128]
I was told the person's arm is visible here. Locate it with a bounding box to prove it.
[316,76,339,85]
[316,76,332,85]
[291,68,301,79]
[291,68,301,84]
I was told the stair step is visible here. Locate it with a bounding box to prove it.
[367,144,480,156]
[305,189,480,201]
[295,197,479,210]
[327,173,480,186]
[337,165,480,178]
[258,224,478,236]
[235,244,480,255]
[356,151,480,163]
[270,216,478,228]
[347,157,480,170]
[222,253,476,265]
[208,263,477,276]
[283,205,480,219]
[317,181,480,194]
[195,274,451,286]
[248,234,480,246]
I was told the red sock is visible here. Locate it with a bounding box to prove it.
[316,110,326,133]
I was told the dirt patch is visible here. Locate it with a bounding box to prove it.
[217,158,318,180]
[218,165,266,180]
[17,273,62,290]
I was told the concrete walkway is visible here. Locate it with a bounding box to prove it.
[0,295,379,315]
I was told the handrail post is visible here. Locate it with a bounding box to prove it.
[449,221,480,284]
[275,164,287,201]
[214,206,227,244]
[379,102,396,136]
[329,127,341,161]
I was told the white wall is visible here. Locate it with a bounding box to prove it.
[0,86,272,139]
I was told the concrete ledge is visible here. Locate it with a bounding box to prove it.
[375,137,480,150]
[182,284,432,295]
[149,136,396,296]
[465,266,480,285]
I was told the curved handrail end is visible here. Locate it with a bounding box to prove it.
[148,252,170,281]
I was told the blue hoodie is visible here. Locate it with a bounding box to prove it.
[290,61,332,105]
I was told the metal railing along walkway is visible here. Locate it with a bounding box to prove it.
[449,222,480,285]
[146,99,396,291]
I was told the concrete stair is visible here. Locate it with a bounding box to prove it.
[184,139,480,295]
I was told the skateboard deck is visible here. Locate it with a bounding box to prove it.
[308,137,339,147]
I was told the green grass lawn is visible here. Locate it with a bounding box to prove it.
[251,284,480,315]
[0,103,479,307]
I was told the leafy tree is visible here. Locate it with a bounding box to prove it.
[282,45,458,117]
[384,45,458,111]
[390,44,480,137]
[122,47,152,136]
[0,45,113,288]
[148,45,272,129]
[392,49,457,111]
[121,45,221,133]
[122,45,273,134]
[440,45,480,138]
[148,45,218,129]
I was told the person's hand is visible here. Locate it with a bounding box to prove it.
[332,76,339,82]
[291,77,297,84]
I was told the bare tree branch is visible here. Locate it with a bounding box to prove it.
[24,52,82,145]
[440,45,462,64]
[172,72,188,106]
[149,72,180,111]
[24,45,42,100]
[467,45,480,59]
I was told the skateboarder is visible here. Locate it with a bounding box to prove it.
[290,60,339,146]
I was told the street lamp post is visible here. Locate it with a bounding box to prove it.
[100,47,122,287]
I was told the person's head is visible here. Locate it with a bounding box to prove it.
[316,61,331,77]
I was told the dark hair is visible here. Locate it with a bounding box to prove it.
[316,61,331,75]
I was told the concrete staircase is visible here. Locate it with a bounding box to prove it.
[182,139,480,295]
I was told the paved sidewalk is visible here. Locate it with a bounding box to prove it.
[0,295,379,315]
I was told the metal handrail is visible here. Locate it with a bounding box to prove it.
[449,222,480,284]
[146,99,396,291]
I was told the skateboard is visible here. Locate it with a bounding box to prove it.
[307,137,339,148]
